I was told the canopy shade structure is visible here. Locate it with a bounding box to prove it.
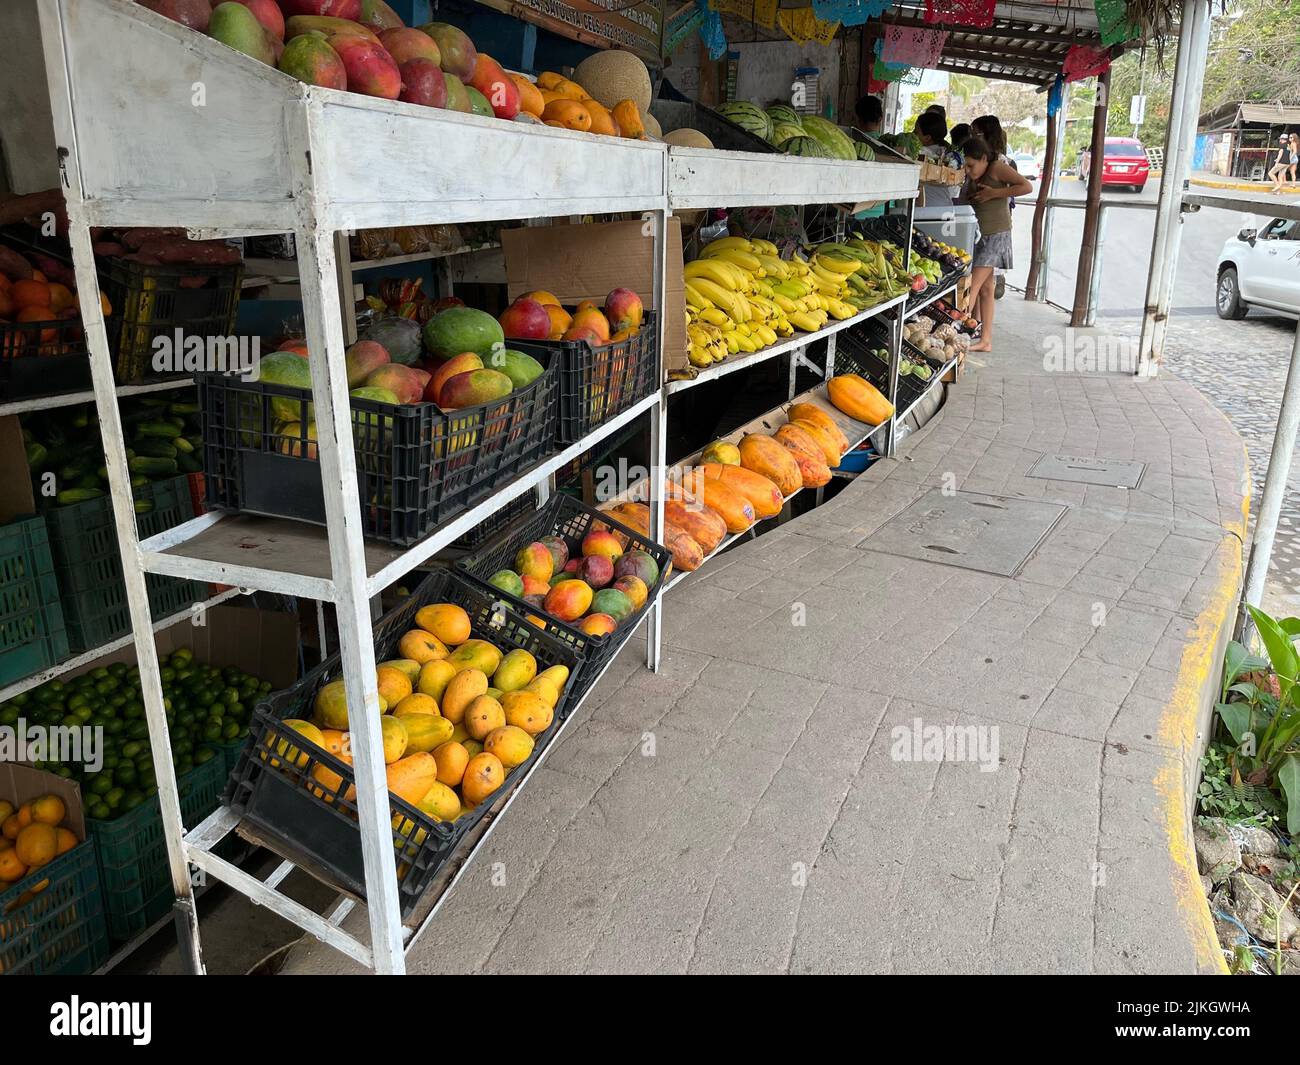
[881,1,1112,87]
[1198,100,1300,131]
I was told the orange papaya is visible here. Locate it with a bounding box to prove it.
[665,498,727,553]
[827,374,894,426]
[668,474,755,533]
[737,434,801,496]
[787,402,850,453]
[697,463,784,519]
[786,419,842,467]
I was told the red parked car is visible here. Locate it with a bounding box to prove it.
[1079,137,1150,192]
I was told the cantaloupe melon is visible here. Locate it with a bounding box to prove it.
[574,50,652,114]
[643,110,662,139]
[663,128,714,149]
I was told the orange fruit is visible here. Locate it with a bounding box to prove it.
[509,73,544,117]
[414,603,471,647]
[541,98,592,132]
[431,740,469,788]
[375,665,413,708]
[10,279,50,310]
[54,827,78,856]
[1,814,20,840]
[30,794,66,826]
[29,269,47,282]
[15,804,33,829]
[14,823,56,869]
[0,801,12,823]
[0,848,27,882]
[545,304,572,339]
[0,290,14,318]
[461,752,505,806]
[585,99,618,137]
[47,283,75,313]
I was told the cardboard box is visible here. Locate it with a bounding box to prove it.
[53,602,301,692]
[0,415,36,525]
[502,218,687,379]
[0,762,86,840]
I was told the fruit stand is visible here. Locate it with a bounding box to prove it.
[0,0,976,974]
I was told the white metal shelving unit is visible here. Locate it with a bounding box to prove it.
[34,0,924,974]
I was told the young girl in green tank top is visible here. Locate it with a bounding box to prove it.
[961,135,1031,353]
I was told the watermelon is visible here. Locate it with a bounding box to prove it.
[766,104,801,129]
[771,122,806,148]
[782,136,833,159]
[855,140,875,162]
[798,115,857,161]
[715,101,773,142]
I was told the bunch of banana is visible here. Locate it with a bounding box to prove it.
[828,238,914,305]
[683,236,802,363]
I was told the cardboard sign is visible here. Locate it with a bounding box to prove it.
[0,415,37,524]
[502,217,686,379]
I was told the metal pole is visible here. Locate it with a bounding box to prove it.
[1084,206,1109,327]
[1237,323,1300,636]
[1137,0,1211,375]
[1025,84,1059,301]
[1146,0,1212,371]
[645,205,668,673]
[36,0,204,974]
[1037,82,1069,305]
[1072,69,1111,327]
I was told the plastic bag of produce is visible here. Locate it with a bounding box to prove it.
[361,315,423,366]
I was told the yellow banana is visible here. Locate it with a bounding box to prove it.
[725,332,740,354]
[701,236,754,255]
[688,277,742,319]
[684,281,714,311]
[826,299,858,321]
[788,311,822,333]
[811,261,846,287]
[733,331,759,352]
[754,324,777,346]
[749,238,778,256]
[814,253,861,275]
[750,279,774,298]
[699,307,732,329]
[685,259,739,291]
[755,254,789,279]
[771,293,799,315]
[704,247,764,275]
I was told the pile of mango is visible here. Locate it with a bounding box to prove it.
[147,3,660,141]
[274,601,570,827]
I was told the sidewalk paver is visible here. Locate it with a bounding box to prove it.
[281,296,1245,976]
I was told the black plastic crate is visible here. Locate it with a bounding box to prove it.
[0,229,93,402]
[0,839,109,975]
[222,567,580,918]
[198,353,558,547]
[837,319,926,412]
[450,490,537,552]
[456,494,672,680]
[511,311,657,446]
[102,257,243,384]
[43,476,205,653]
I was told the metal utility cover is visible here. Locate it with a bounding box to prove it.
[861,490,1067,576]
[1028,454,1146,489]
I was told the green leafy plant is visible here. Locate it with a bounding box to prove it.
[1210,607,1300,834]
[1197,742,1283,826]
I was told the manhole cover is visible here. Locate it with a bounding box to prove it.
[860,489,1067,576]
[1027,454,1146,489]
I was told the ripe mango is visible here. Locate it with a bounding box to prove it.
[493,649,538,692]
[440,669,488,724]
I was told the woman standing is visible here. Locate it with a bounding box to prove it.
[1269,134,1291,193]
[961,135,1031,353]
[1288,133,1299,185]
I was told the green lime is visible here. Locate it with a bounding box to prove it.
[104,787,125,809]
[195,747,217,766]
[89,775,114,796]
[89,802,111,820]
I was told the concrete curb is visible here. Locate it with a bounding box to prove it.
[1189,175,1293,193]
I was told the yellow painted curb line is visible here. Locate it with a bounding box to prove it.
[1189,176,1283,193]
[1156,465,1249,975]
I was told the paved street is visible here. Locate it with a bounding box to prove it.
[1011,177,1300,614]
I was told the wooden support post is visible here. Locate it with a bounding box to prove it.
[1071,70,1110,327]
[1024,89,1058,302]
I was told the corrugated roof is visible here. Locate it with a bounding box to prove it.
[1238,103,1300,126]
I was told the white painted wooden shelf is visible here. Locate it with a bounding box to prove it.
[35,0,925,975]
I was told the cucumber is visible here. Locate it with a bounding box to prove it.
[172,436,194,454]
[56,487,105,505]
[134,499,154,515]
[128,456,178,478]
[136,421,183,439]
[132,438,178,460]
[131,474,149,489]
[175,451,202,474]
[169,402,201,416]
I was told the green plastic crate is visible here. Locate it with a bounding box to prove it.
[0,839,109,975]
[0,514,70,687]
[88,755,225,943]
[44,476,205,654]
